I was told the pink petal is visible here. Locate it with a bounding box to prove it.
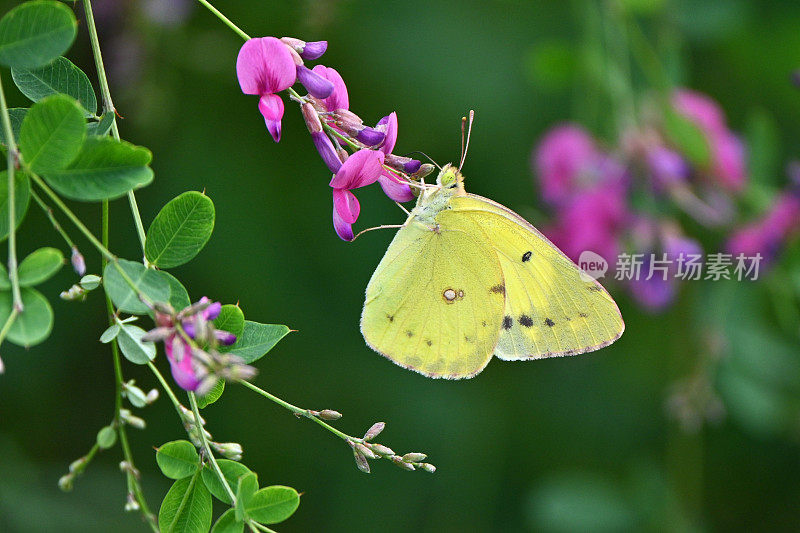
[378,172,414,202]
[237,37,297,95]
[329,149,384,189]
[333,188,360,224]
[332,199,354,241]
[673,89,727,136]
[711,132,746,192]
[169,353,201,391]
[312,65,348,111]
[258,94,284,142]
[377,112,398,155]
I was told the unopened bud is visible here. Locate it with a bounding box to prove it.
[412,163,435,180]
[392,456,415,471]
[280,37,327,60]
[60,284,86,301]
[58,474,74,492]
[68,457,86,473]
[71,247,86,275]
[363,422,385,441]
[121,411,146,430]
[419,462,436,473]
[371,444,394,456]
[79,274,101,290]
[213,442,243,461]
[145,389,159,403]
[335,109,363,127]
[402,452,427,463]
[124,493,140,512]
[119,460,132,473]
[312,131,341,173]
[354,443,377,459]
[336,146,349,162]
[296,65,334,99]
[353,449,370,473]
[302,103,323,133]
[319,409,342,420]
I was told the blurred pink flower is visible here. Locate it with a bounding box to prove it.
[673,90,727,136]
[330,149,385,240]
[534,124,598,205]
[726,192,800,262]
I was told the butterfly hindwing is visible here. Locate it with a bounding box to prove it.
[361,219,506,378]
[441,194,624,360]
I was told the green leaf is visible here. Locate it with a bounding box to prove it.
[145,191,215,269]
[96,425,117,449]
[234,472,259,522]
[663,108,710,168]
[158,473,213,533]
[117,324,156,365]
[247,486,300,525]
[0,1,77,69]
[156,440,200,480]
[18,247,63,286]
[0,170,30,242]
[103,259,170,315]
[201,460,251,505]
[0,288,54,346]
[214,304,245,345]
[12,56,97,117]
[228,321,291,364]
[19,94,85,173]
[0,108,28,147]
[211,509,243,533]
[99,324,119,343]
[162,270,191,310]
[42,136,153,201]
[87,111,114,136]
[196,380,225,409]
[79,274,101,290]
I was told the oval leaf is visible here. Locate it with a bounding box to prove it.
[0,0,77,68]
[0,108,28,147]
[117,323,156,364]
[196,379,225,409]
[201,460,251,505]
[18,246,63,286]
[99,323,120,343]
[234,472,259,522]
[162,270,191,311]
[12,56,97,116]
[0,287,54,346]
[247,485,300,525]
[87,111,114,136]
[96,426,117,449]
[214,304,245,352]
[145,191,215,269]
[211,509,243,533]
[156,440,200,480]
[42,136,153,201]
[19,94,85,173]
[103,259,170,315]
[663,108,711,168]
[228,322,291,364]
[158,473,213,533]
[0,170,30,243]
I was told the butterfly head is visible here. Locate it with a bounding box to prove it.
[436,163,465,194]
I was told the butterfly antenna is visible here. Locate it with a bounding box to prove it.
[458,110,475,171]
[406,151,442,171]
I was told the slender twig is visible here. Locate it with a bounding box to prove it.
[188,392,237,504]
[82,0,148,255]
[147,361,185,419]
[195,0,251,41]
[29,188,76,248]
[0,71,23,314]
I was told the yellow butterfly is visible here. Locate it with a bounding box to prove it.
[360,121,624,379]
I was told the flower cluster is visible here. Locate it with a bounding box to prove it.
[236,36,432,240]
[533,89,800,311]
[143,297,254,394]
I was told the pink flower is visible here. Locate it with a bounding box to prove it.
[726,193,800,262]
[375,112,414,202]
[166,336,202,391]
[673,90,727,136]
[329,149,385,240]
[534,124,598,205]
[312,65,349,111]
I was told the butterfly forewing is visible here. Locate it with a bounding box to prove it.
[361,220,506,378]
[442,194,624,360]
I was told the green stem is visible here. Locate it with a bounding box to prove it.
[239,380,355,443]
[188,392,237,504]
[147,361,185,419]
[29,188,76,248]
[195,0,251,41]
[0,307,19,355]
[0,71,23,313]
[82,0,148,254]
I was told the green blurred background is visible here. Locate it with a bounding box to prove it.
[2,0,800,531]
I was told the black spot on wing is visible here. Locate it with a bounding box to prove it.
[578,312,588,318]
[544,318,555,327]
[425,339,432,346]
[522,251,532,262]
[502,316,513,330]
[587,285,602,292]
[406,331,414,337]
[518,314,534,328]
[489,284,505,295]
[387,314,394,322]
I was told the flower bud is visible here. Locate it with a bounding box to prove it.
[335,109,363,127]
[145,388,160,403]
[60,284,86,301]
[71,247,86,276]
[353,449,371,473]
[121,410,146,430]
[336,146,349,162]
[297,65,334,99]
[58,474,74,492]
[356,126,385,147]
[319,409,342,420]
[371,444,394,456]
[402,452,427,463]
[355,443,377,459]
[299,40,327,60]
[312,131,342,173]
[213,442,244,461]
[302,102,323,133]
[385,153,421,174]
[124,493,140,512]
[79,274,101,290]
[392,456,415,471]
[419,462,436,473]
[141,327,173,343]
[69,457,86,473]
[214,329,237,346]
[412,163,435,180]
[363,422,385,441]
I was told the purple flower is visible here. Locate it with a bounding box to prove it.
[629,256,676,312]
[281,37,328,61]
[311,65,349,111]
[237,37,297,142]
[295,65,334,99]
[647,146,689,192]
[534,124,598,205]
[329,149,385,240]
[374,112,414,202]
[166,336,202,391]
[726,193,800,262]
